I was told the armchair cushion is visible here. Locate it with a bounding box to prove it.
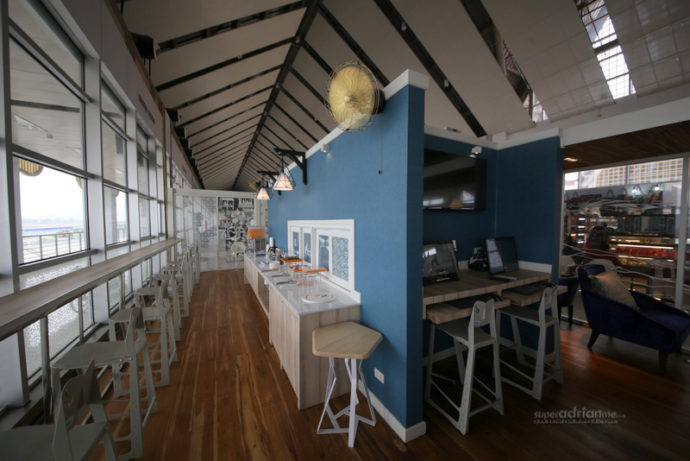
[589,271,638,310]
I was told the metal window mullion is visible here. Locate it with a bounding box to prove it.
[39,316,50,421]
[102,113,131,141]
[8,20,87,103]
[12,144,89,178]
[674,155,690,308]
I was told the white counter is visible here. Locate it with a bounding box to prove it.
[243,252,360,409]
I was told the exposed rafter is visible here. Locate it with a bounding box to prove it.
[158,1,307,53]
[232,0,322,190]
[156,38,291,92]
[373,0,486,137]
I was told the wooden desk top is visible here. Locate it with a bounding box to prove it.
[423,269,551,308]
[0,239,179,342]
[312,321,383,359]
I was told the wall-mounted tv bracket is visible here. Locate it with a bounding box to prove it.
[274,148,307,185]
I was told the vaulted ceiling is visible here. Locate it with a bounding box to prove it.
[121,0,690,191]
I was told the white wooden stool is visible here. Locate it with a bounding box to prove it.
[51,308,157,459]
[425,299,504,434]
[109,281,177,387]
[312,321,383,448]
[497,285,563,400]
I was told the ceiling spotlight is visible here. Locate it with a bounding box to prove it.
[470,146,482,157]
[321,143,330,153]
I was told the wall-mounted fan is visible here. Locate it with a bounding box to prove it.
[327,62,385,132]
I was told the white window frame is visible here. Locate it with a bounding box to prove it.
[287,219,356,297]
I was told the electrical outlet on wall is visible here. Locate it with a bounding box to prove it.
[374,368,384,384]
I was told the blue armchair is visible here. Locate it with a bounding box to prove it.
[577,264,690,374]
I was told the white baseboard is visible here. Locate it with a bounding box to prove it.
[357,382,427,443]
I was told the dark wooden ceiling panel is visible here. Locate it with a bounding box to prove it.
[563,121,690,170]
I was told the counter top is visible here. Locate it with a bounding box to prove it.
[245,253,360,316]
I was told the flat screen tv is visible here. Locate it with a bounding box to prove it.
[423,149,487,211]
[486,236,519,274]
[422,240,459,285]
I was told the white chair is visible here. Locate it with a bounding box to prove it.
[425,299,503,435]
[0,362,117,461]
[193,243,200,284]
[497,285,563,400]
[51,308,157,459]
[164,252,192,318]
[151,271,182,341]
[110,280,177,387]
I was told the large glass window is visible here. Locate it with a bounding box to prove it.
[104,186,128,244]
[102,121,126,185]
[563,158,683,322]
[10,40,83,169]
[138,153,149,195]
[101,84,125,131]
[17,159,86,264]
[139,197,150,238]
[8,0,82,86]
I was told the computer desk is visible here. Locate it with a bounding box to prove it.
[423,269,564,324]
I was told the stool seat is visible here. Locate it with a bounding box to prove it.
[438,318,494,347]
[312,321,382,359]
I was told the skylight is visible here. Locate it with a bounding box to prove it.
[576,0,635,99]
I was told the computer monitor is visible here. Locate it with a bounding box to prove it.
[486,236,519,274]
[422,240,459,285]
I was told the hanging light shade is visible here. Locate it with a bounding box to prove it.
[256,186,270,200]
[272,171,294,191]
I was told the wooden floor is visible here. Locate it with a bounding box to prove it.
[95,269,690,460]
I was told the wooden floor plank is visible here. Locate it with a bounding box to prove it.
[91,269,689,460]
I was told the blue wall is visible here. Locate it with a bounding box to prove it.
[267,85,425,428]
[495,137,563,279]
[423,135,498,260]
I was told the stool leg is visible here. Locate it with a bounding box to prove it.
[454,341,466,384]
[357,361,376,426]
[109,322,125,397]
[553,323,563,384]
[129,356,143,458]
[533,324,546,400]
[347,358,359,447]
[511,317,526,364]
[317,357,339,433]
[167,313,177,363]
[492,339,504,415]
[159,313,170,386]
[458,344,475,435]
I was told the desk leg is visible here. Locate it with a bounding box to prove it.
[424,324,435,402]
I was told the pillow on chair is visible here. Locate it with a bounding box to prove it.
[589,271,639,310]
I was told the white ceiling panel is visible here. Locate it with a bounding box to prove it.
[178,70,279,122]
[186,94,268,140]
[194,118,258,153]
[151,9,302,84]
[123,0,297,46]
[159,44,289,107]
[484,0,612,119]
[263,119,302,150]
[323,0,472,134]
[268,106,317,148]
[281,72,335,130]
[194,132,255,161]
[290,49,331,95]
[304,15,359,73]
[607,0,690,94]
[182,88,271,135]
[189,105,265,148]
[275,93,328,139]
[393,0,531,135]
